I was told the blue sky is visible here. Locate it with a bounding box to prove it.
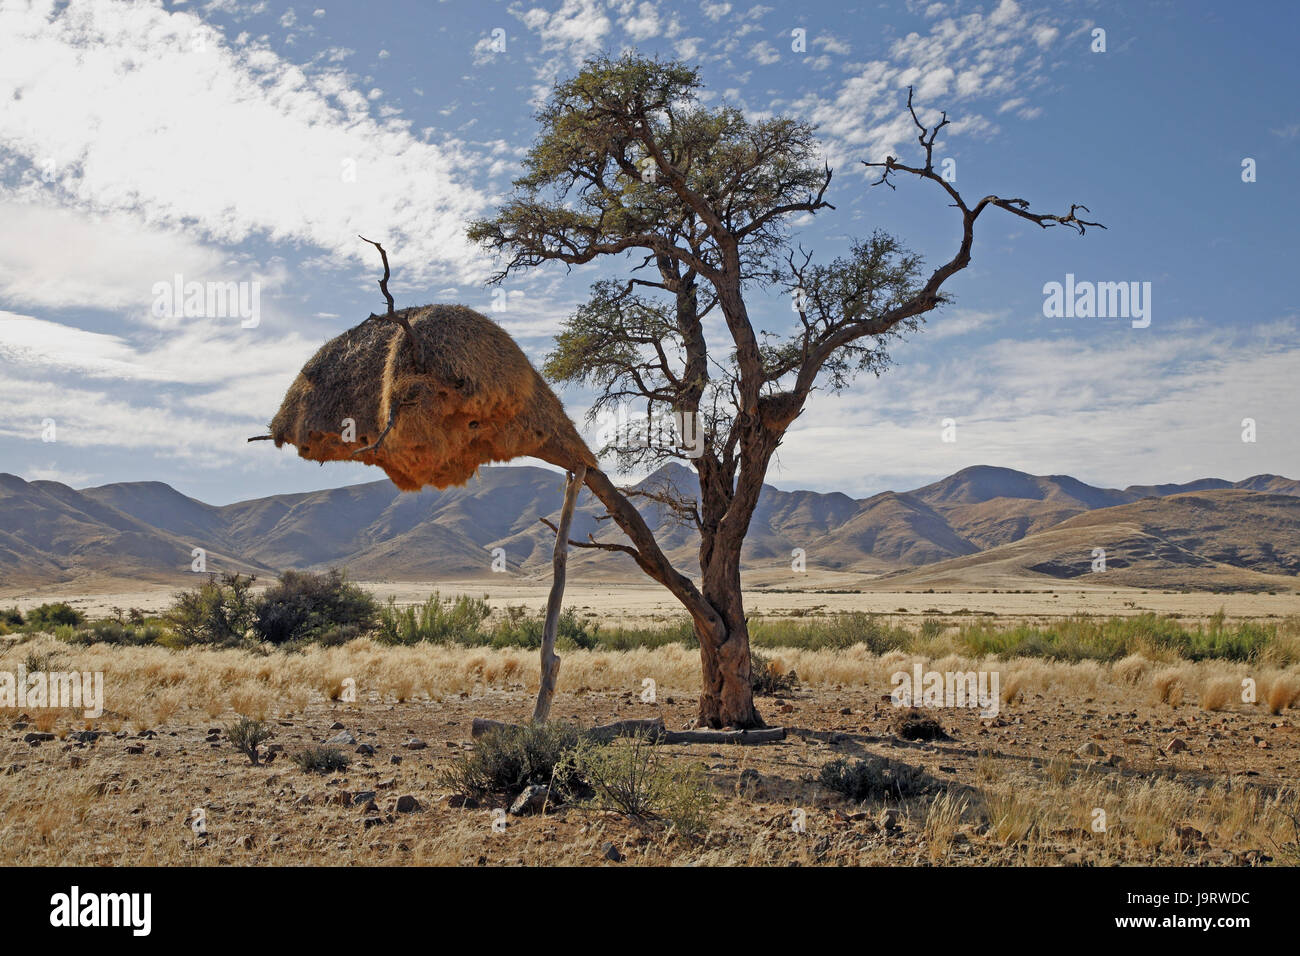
[0,0,1296,505]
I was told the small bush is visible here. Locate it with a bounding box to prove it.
[291,745,350,774]
[59,618,167,646]
[436,722,585,798]
[377,593,492,645]
[750,651,798,696]
[164,573,257,647]
[818,755,934,802]
[566,734,714,835]
[24,602,84,631]
[253,569,377,645]
[225,716,272,765]
[891,707,950,741]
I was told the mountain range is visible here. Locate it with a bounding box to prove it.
[1,464,1297,591]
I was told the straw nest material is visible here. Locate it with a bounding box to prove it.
[267,304,596,490]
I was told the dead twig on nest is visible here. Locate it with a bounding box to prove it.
[358,235,428,372]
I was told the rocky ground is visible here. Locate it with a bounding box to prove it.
[3,666,1297,866]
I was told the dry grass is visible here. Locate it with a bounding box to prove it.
[2,632,1298,866]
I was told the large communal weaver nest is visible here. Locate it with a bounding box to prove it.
[266,304,596,490]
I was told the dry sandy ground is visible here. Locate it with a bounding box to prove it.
[6,575,1300,627]
[2,634,1298,867]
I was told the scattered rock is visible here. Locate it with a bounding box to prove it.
[599,841,623,862]
[351,790,377,806]
[23,732,55,745]
[327,730,357,746]
[444,794,479,809]
[1075,741,1106,758]
[389,755,403,765]
[403,738,428,751]
[1165,737,1189,754]
[124,743,145,755]
[1172,824,1208,852]
[376,777,396,790]
[879,808,901,831]
[355,743,376,756]
[330,721,346,730]
[395,794,421,813]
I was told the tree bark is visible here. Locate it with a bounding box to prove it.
[695,546,763,728]
[532,465,585,722]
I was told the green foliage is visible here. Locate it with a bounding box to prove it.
[488,606,601,651]
[58,618,167,646]
[377,592,493,645]
[750,611,909,653]
[291,745,350,774]
[253,569,377,645]
[23,602,84,631]
[0,606,23,633]
[436,722,585,798]
[956,612,1272,663]
[818,756,934,802]
[163,572,258,647]
[225,716,272,766]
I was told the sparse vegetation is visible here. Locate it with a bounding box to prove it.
[818,755,935,802]
[436,721,585,798]
[750,650,798,695]
[565,734,714,835]
[225,716,272,765]
[291,745,350,774]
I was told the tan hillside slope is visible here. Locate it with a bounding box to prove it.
[872,489,1300,591]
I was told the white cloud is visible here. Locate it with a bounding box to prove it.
[773,322,1300,495]
[749,40,780,65]
[0,201,235,311]
[0,0,493,286]
[701,1,731,22]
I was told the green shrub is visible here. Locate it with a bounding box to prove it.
[23,602,84,631]
[164,573,257,647]
[377,592,492,645]
[817,756,934,802]
[253,569,377,645]
[58,618,167,646]
[488,606,600,650]
[750,611,908,652]
[566,734,714,835]
[436,721,585,797]
[291,745,350,773]
[225,716,272,766]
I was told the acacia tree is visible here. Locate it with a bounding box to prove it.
[470,55,1101,729]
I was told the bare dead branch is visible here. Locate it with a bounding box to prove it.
[358,235,428,371]
[539,516,642,561]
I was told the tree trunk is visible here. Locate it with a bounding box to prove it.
[532,465,585,722]
[695,552,763,728]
